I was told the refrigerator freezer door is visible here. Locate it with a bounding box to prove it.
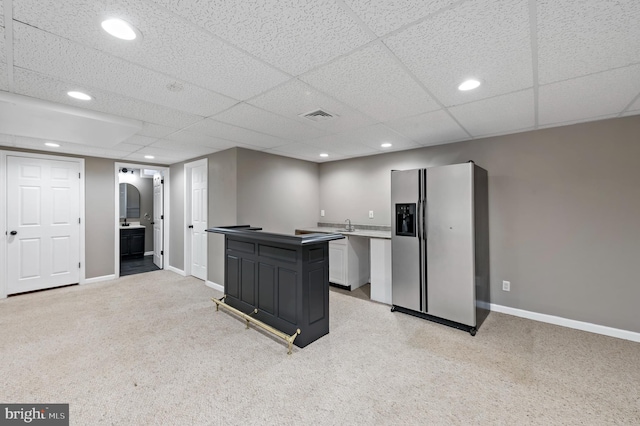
[391,169,423,312]
[426,163,476,326]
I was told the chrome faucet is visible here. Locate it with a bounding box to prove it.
[345,219,355,232]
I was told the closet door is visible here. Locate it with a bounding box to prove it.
[6,155,80,294]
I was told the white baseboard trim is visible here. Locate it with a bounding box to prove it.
[205,280,224,292]
[82,274,116,285]
[144,251,154,256]
[166,265,186,276]
[484,302,640,343]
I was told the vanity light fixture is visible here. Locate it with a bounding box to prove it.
[381,143,393,148]
[144,155,154,159]
[67,91,92,101]
[319,153,329,158]
[101,18,138,41]
[458,79,481,91]
[45,142,60,147]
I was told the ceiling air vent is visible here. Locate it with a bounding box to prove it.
[299,109,338,122]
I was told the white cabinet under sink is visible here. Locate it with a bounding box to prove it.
[329,235,369,290]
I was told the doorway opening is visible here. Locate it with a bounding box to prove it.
[114,163,170,279]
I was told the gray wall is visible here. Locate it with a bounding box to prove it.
[85,157,115,278]
[169,161,185,270]
[201,147,318,285]
[319,115,640,333]
[208,148,237,285]
[236,148,319,234]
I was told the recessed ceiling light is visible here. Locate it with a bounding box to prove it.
[67,91,92,101]
[319,153,329,158]
[144,155,155,159]
[45,142,60,147]
[458,79,481,91]
[101,18,138,40]
[381,143,393,148]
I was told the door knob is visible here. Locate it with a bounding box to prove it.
[10,231,17,235]
[188,225,194,229]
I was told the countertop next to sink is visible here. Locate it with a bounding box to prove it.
[296,226,391,239]
[120,223,146,230]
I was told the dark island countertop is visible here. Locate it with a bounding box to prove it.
[206,225,345,245]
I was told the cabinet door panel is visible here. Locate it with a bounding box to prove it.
[130,233,145,255]
[329,242,346,284]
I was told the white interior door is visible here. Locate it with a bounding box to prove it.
[189,162,207,280]
[153,173,163,269]
[6,155,80,294]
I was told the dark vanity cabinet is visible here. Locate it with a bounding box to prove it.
[120,228,145,259]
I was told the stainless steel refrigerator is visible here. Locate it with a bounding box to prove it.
[391,162,489,335]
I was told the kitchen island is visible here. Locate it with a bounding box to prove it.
[206,225,344,349]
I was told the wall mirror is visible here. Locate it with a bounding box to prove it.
[119,183,141,219]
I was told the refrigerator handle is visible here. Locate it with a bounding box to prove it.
[421,170,428,312]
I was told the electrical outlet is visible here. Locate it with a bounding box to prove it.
[369,210,374,219]
[502,280,511,292]
[320,209,325,217]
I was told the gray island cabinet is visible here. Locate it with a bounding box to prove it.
[206,226,344,348]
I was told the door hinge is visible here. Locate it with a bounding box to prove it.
[161,179,164,184]
[78,262,81,268]
[161,215,164,219]
[161,250,164,255]
[78,218,81,224]
[78,173,81,179]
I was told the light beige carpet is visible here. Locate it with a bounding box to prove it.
[1,270,638,425]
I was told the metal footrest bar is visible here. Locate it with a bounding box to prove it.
[211,296,301,355]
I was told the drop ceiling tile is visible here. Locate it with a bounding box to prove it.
[108,142,145,153]
[152,0,373,75]
[449,89,534,137]
[165,130,238,150]
[306,138,377,157]
[345,0,459,37]
[305,125,404,156]
[302,43,439,122]
[539,65,640,126]
[384,0,532,107]
[538,0,640,84]
[248,79,376,134]
[266,143,342,163]
[13,68,203,129]
[385,109,470,146]
[186,119,289,148]
[212,103,325,141]
[9,134,128,159]
[14,0,289,100]
[149,139,219,157]
[0,61,7,92]
[120,135,158,146]
[138,122,178,139]
[13,22,235,117]
[0,134,15,145]
[0,25,5,59]
[125,145,203,164]
[625,97,640,114]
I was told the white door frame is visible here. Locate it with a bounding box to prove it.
[1,150,85,299]
[114,162,170,279]
[184,158,207,279]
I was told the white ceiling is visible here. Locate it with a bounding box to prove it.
[0,0,639,165]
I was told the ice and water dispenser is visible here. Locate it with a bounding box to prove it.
[395,203,416,237]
